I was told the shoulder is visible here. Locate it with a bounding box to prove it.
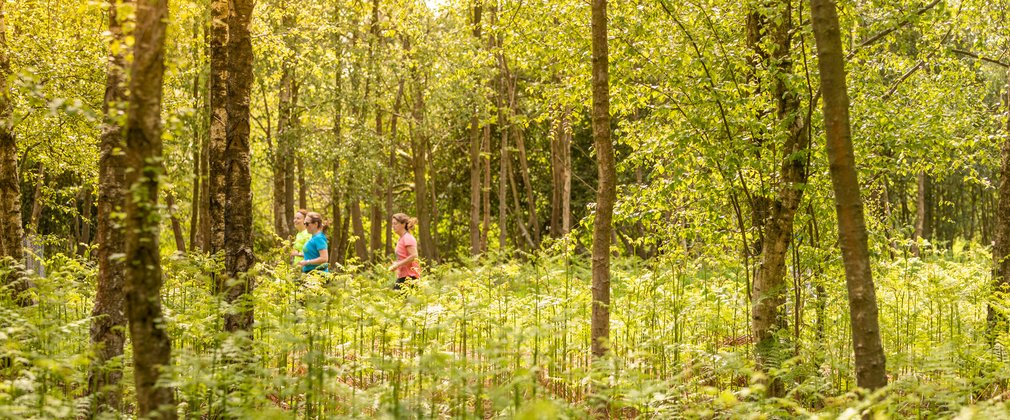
[404,233,417,246]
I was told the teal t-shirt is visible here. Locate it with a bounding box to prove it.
[302,232,329,273]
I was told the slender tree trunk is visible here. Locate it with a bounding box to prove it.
[407,39,434,261]
[748,0,810,397]
[0,0,26,304]
[223,0,256,333]
[482,125,491,252]
[507,76,540,246]
[989,47,1010,338]
[189,24,204,252]
[208,0,228,257]
[88,1,129,410]
[330,1,344,267]
[810,0,887,390]
[370,112,384,261]
[29,164,44,234]
[274,50,296,240]
[912,170,932,256]
[122,0,176,416]
[166,191,186,253]
[590,0,615,363]
[468,3,483,256]
[298,157,306,209]
[387,80,403,257]
[351,199,368,260]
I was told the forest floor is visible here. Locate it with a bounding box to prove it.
[2,243,1010,418]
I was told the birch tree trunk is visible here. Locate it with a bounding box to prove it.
[989,47,1010,339]
[590,0,615,360]
[810,0,888,390]
[208,0,228,258]
[88,0,129,411]
[122,0,176,415]
[223,0,256,333]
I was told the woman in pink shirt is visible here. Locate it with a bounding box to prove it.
[389,213,421,290]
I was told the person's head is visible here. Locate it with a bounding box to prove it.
[304,212,327,234]
[391,213,417,235]
[294,209,308,231]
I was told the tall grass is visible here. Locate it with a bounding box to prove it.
[2,241,1009,418]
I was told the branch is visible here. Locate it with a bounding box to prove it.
[950,49,1009,68]
[845,0,943,60]
[882,60,924,100]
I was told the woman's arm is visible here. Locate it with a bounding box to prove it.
[389,244,418,271]
[299,249,329,267]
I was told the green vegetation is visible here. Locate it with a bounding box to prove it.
[2,0,1010,417]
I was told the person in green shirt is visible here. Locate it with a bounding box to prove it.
[290,209,311,264]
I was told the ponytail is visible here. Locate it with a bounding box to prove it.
[393,213,417,232]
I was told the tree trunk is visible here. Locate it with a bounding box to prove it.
[329,1,344,267]
[370,112,384,261]
[122,0,176,416]
[223,0,256,333]
[507,76,540,246]
[166,191,186,253]
[298,157,306,209]
[912,170,932,256]
[351,199,368,261]
[590,0,614,363]
[387,80,403,257]
[407,40,434,261]
[274,51,296,240]
[29,164,44,234]
[88,1,129,411]
[208,0,228,256]
[482,125,492,252]
[747,0,809,396]
[0,0,26,304]
[810,0,888,390]
[189,26,204,252]
[989,47,1010,339]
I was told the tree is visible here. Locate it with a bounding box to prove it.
[223,0,256,333]
[0,0,27,304]
[746,0,811,394]
[809,0,887,390]
[989,46,1010,338]
[88,0,130,411]
[208,0,228,257]
[590,0,614,360]
[122,0,176,416]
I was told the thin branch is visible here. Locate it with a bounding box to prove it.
[845,0,943,60]
[882,60,924,100]
[950,49,1010,68]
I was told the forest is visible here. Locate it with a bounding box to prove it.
[1,0,1009,417]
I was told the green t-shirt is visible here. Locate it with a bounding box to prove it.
[293,229,311,254]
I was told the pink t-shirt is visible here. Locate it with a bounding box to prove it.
[395,232,421,279]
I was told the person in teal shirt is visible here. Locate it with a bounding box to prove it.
[298,212,329,273]
[290,209,311,264]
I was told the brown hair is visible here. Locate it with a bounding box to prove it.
[296,209,309,217]
[305,211,328,232]
[392,213,418,232]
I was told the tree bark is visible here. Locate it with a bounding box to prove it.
[208,0,228,256]
[0,0,26,304]
[122,0,177,416]
[351,199,368,260]
[810,0,888,390]
[989,48,1010,339]
[223,0,256,333]
[298,157,306,209]
[912,170,932,256]
[370,112,384,261]
[407,38,434,261]
[590,0,614,362]
[387,80,403,257]
[482,125,491,252]
[88,0,129,411]
[747,0,809,396]
[166,191,186,253]
[468,2,483,256]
